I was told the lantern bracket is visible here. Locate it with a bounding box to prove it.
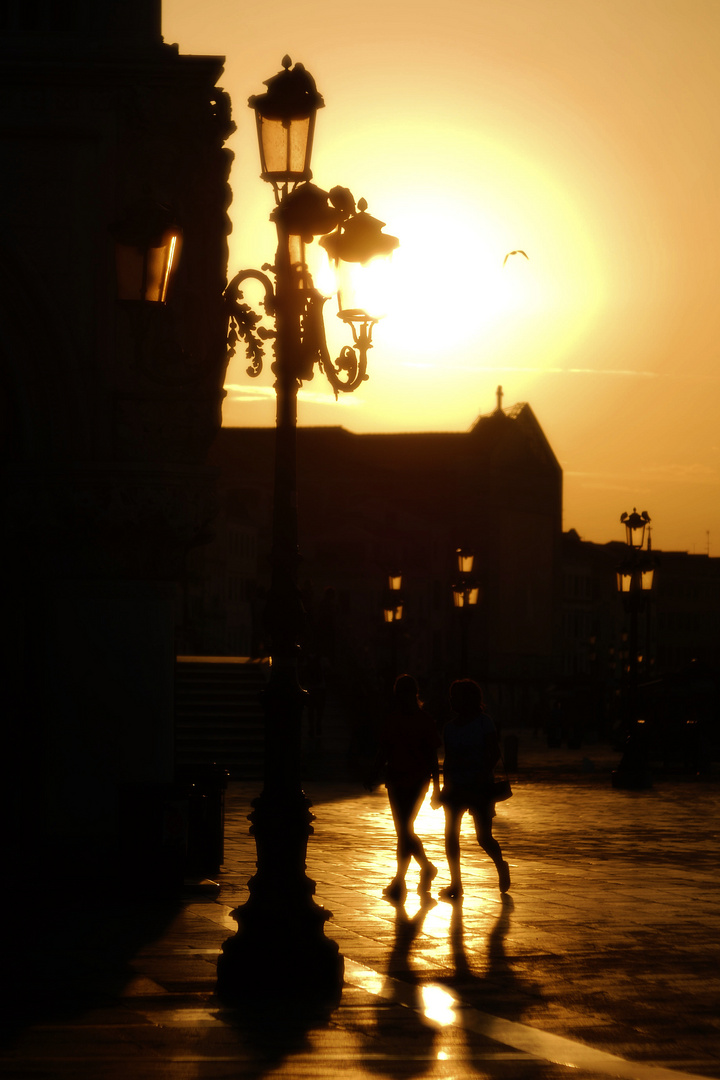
[304,291,375,397]
[224,271,375,396]
[225,269,278,378]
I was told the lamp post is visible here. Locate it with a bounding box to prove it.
[452,548,480,677]
[613,508,655,790]
[383,570,404,682]
[216,58,398,1004]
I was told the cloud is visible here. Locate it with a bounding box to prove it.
[563,470,639,493]
[224,384,360,408]
[639,463,719,484]
[565,463,720,488]
[398,362,661,377]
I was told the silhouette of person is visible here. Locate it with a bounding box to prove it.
[437,678,510,899]
[372,674,441,901]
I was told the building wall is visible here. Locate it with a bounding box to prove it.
[0,7,233,878]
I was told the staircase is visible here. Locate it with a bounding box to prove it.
[174,657,268,780]
[175,657,357,783]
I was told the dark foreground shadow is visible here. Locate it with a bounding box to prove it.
[213,996,337,1080]
[1,887,187,1040]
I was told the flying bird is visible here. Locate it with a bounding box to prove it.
[503,250,529,265]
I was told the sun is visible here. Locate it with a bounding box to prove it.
[372,194,547,361]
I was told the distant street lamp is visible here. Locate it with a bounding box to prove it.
[452,548,480,677]
[613,508,655,790]
[216,59,398,1004]
[383,570,404,680]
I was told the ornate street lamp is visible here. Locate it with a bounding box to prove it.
[613,510,655,790]
[384,569,404,623]
[382,570,404,683]
[620,507,650,551]
[452,548,480,676]
[217,59,398,1005]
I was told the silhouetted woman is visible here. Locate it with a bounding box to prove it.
[376,674,441,901]
[438,678,510,899]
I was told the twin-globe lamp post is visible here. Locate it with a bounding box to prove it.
[218,59,398,1002]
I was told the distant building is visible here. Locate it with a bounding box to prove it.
[180,390,564,722]
[558,529,720,743]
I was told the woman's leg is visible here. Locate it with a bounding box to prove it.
[390,783,431,868]
[406,783,437,890]
[441,805,464,896]
[471,804,511,892]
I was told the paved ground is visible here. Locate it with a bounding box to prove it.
[3,737,719,1079]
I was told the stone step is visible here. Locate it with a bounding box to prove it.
[175,658,268,780]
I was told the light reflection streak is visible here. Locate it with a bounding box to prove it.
[420,984,457,1027]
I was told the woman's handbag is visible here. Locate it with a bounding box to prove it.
[493,776,513,802]
[493,752,513,802]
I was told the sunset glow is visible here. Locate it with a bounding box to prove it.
[163,0,720,553]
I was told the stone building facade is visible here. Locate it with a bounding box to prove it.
[180,393,564,723]
[1,0,233,880]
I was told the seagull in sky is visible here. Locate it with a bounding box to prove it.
[503,250,529,265]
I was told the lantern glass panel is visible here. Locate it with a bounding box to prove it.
[467,586,480,606]
[456,550,474,575]
[617,571,633,593]
[330,253,393,322]
[257,114,312,183]
[452,588,465,608]
[641,568,655,592]
[388,573,402,592]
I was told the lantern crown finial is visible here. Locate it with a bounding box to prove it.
[249,58,325,120]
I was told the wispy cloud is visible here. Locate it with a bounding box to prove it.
[224,384,360,407]
[399,362,661,377]
[639,463,719,484]
[566,463,720,488]
[564,470,639,493]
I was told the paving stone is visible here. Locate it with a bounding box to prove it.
[2,739,719,1078]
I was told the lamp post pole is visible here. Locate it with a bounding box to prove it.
[216,59,397,1004]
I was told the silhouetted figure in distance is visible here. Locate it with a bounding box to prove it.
[437,679,510,899]
[370,674,441,901]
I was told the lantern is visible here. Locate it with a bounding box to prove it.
[113,199,181,303]
[249,57,324,194]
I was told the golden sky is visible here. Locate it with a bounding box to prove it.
[163,0,720,554]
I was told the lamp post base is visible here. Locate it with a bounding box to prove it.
[216,790,344,1007]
